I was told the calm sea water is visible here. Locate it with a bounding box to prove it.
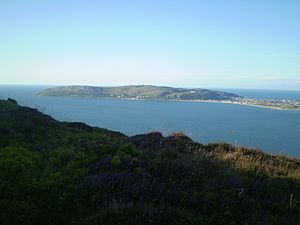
[1,85,300,158]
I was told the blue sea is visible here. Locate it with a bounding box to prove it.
[1,85,300,158]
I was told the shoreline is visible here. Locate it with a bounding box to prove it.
[38,95,300,111]
[177,99,300,111]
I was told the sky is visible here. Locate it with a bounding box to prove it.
[0,0,300,90]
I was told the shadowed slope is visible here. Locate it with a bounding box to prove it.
[0,99,299,225]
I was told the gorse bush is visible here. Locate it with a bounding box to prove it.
[111,156,122,168]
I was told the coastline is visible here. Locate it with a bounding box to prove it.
[177,99,300,111]
[38,95,300,111]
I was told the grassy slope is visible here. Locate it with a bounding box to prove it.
[0,99,299,225]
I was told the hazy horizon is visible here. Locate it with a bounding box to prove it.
[2,83,300,92]
[1,1,300,90]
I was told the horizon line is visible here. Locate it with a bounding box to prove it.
[0,83,300,91]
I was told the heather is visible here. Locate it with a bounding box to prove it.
[0,99,299,225]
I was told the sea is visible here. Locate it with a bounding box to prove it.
[1,85,300,158]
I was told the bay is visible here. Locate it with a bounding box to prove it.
[1,85,300,157]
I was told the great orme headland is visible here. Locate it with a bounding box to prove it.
[38,85,242,100]
[39,85,300,110]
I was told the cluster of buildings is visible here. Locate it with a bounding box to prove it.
[230,98,300,108]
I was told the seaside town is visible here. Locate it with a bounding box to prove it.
[216,97,300,110]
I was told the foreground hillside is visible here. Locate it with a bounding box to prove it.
[0,98,299,225]
[38,85,242,100]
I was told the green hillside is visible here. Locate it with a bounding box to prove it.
[38,85,242,100]
[0,98,299,225]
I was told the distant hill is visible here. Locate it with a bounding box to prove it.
[0,98,299,225]
[38,85,243,100]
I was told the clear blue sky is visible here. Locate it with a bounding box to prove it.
[1,0,300,89]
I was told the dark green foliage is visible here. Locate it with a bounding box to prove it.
[111,156,122,168]
[117,143,141,157]
[0,99,299,225]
